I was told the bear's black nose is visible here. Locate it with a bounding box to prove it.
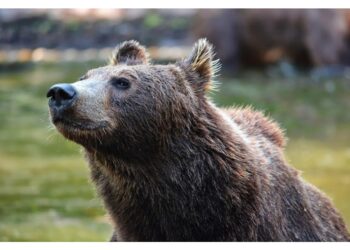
[47,83,77,109]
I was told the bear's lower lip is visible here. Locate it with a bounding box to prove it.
[53,116,108,131]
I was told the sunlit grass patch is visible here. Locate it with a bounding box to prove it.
[286,138,350,224]
[0,153,111,241]
[0,211,110,241]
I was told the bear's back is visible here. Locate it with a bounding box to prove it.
[222,106,350,241]
[223,106,285,148]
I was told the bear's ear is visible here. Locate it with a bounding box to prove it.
[184,38,220,92]
[110,40,149,65]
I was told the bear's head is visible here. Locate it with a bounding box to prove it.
[47,39,220,158]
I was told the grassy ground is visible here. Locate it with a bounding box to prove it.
[0,62,349,241]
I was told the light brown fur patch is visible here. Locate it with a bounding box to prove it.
[224,106,286,148]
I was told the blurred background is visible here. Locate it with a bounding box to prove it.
[0,9,349,241]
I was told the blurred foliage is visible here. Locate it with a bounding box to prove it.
[143,12,163,29]
[0,62,349,241]
[0,11,192,49]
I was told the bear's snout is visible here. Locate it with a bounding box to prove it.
[47,83,77,111]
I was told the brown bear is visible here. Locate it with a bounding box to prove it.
[47,39,350,241]
[193,10,350,68]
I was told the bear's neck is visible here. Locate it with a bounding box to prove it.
[84,103,259,240]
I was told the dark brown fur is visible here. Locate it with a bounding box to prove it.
[48,39,350,241]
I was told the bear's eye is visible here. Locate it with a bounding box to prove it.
[111,77,130,90]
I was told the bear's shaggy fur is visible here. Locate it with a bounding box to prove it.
[48,39,350,241]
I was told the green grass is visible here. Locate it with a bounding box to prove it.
[0,62,349,241]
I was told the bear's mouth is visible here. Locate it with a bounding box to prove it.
[53,117,108,132]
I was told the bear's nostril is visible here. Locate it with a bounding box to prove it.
[47,84,76,101]
[55,88,72,100]
[46,88,55,98]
